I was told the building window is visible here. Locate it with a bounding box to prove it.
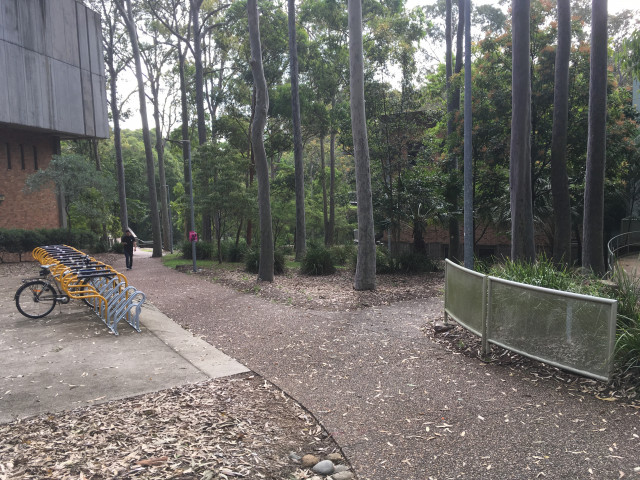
[5,143,10,169]
[20,144,25,170]
[33,146,38,170]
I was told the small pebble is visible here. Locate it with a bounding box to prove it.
[332,472,354,480]
[327,452,343,462]
[301,454,320,468]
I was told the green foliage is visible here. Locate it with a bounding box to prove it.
[221,239,248,263]
[244,247,285,275]
[395,252,436,274]
[244,248,260,274]
[329,244,357,266]
[615,318,640,374]
[301,244,336,276]
[24,154,116,234]
[180,241,215,260]
[375,246,395,274]
[0,228,100,261]
[111,242,124,254]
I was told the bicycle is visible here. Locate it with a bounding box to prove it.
[15,262,116,319]
[14,265,70,318]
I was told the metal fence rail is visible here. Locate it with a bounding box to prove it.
[444,259,617,382]
[607,230,640,272]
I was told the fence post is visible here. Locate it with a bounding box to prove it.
[482,276,490,357]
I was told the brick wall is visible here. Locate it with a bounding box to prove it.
[0,128,60,229]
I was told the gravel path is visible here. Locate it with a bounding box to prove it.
[127,255,640,480]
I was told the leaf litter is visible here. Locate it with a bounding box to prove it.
[0,374,339,479]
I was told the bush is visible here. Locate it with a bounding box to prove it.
[111,242,124,254]
[244,247,285,275]
[375,246,395,274]
[221,239,247,262]
[301,244,336,276]
[180,241,214,260]
[395,252,436,274]
[329,244,356,266]
[0,228,101,261]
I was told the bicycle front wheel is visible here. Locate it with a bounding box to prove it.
[15,280,57,319]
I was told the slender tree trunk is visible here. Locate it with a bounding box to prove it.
[288,0,306,261]
[582,0,608,274]
[551,0,572,266]
[178,40,192,241]
[321,135,329,245]
[248,0,274,282]
[115,0,162,257]
[509,0,535,263]
[452,0,464,116]
[149,74,171,252]
[191,0,207,145]
[328,117,337,246]
[445,0,460,261]
[108,63,128,232]
[463,0,473,269]
[348,0,376,290]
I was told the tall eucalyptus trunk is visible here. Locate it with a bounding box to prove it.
[582,0,608,275]
[348,0,376,291]
[288,0,306,261]
[551,0,572,266]
[509,0,536,263]
[248,0,274,282]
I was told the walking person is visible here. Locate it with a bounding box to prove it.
[121,229,137,270]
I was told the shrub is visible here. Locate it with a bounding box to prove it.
[329,243,356,266]
[301,244,336,275]
[222,239,247,262]
[395,252,436,274]
[244,247,285,275]
[180,241,214,260]
[111,242,124,254]
[375,246,395,274]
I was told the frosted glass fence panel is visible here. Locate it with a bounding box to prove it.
[486,277,617,382]
[444,260,486,336]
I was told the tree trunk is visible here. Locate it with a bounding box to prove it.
[108,58,128,233]
[348,0,376,291]
[463,0,473,269]
[248,0,274,282]
[551,0,572,266]
[446,0,460,261]
[328,122,337,246]
[191,0,207,145]
[288,0,306,261]
[321,135,329,246]
[509,0,535,263]
[582,0,608,275]
[115,0,162,257]
[148,67,171,252]
[177,40,192,242]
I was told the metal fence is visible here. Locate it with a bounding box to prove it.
[607,230,640,272]
[444,259,617,382]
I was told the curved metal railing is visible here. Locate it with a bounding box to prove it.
[607,231,640,272]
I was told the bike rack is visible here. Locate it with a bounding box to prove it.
[32,245,147,335]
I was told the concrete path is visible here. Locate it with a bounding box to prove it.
[0,258,248,424]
